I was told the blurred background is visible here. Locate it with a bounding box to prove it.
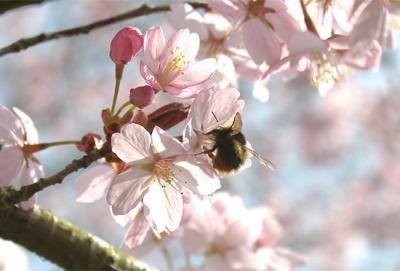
[0,1,400,270]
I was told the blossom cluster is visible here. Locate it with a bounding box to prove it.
[167,0,399,97]
[72,23,291,267]
[1,1,398,269]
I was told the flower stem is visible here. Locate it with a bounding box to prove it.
[110,63,125,117]
[162,248,174,271]
[114,100,132,118]
[22,140,80,155]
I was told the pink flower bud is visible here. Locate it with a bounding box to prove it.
[110,27,143,64]
[129,85,155,108]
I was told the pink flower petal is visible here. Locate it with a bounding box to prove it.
[288,31,327,55]
[111,123,153,164]
[144,27,165,72]
[0,125,22,145]
[151,126,186,158]
[170,58,217,89]
[268,11,301,43]
[160,28,191,72]
[107,168,152,215]
[143,181,183,233]
[0,146,24,185]
[74,164,117,203]
[242,18,282,66]
[140,61,163,90]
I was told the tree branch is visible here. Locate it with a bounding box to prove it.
[1,147,108,205]
[0,0,49,15]
[0,204,157,271]
[0,2,207,57]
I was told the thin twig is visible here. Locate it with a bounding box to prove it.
[0,2,207,57]
[0,0,48,15]
[1,147,108,205]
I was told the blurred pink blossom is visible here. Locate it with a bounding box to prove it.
[181,193,293,271]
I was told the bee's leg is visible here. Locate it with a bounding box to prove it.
[195,145,217,156]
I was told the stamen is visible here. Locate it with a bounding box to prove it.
[166,46,189,75]
[310,53,346,95]
[154,159,175,184]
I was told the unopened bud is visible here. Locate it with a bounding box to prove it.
[132,111,149,129]
[130,85,155,108]
[148,102,189,131]
[110,27,143,65]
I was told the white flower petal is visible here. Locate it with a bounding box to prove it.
[12,107,39,144]
[143,181,183,233]
[74,164,117,203]
[111,123,153,164]
[171,156,220,195]
[151,126,186,158]
[107,168,152,215]
[123,210,150,249]
[0,146,24,185]
[0,105,24,140]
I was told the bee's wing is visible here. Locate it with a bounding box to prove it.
[245,147,276,170]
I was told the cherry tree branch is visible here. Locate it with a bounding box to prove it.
[0,0,49,15]
[1,147,108,205]
[0,2,207,57]
[0,204,157,271]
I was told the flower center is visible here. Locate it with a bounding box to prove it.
[153,159,175,184]
[166,46,190,75]
[310,53,346,96]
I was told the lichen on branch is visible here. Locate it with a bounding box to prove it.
[0,204,157,271]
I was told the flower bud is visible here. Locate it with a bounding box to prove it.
[148,102,190,131]
[76,133,102,153]
[110,27,143,65]
[129,85,155,108]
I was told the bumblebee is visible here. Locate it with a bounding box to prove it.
[203,112,275,174]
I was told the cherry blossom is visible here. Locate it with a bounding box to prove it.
[140,27,217,98]
[0,105,43,209]
[107,123,220,235]
[206,0,301,66]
